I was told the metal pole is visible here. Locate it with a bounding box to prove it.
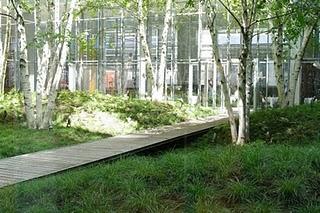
[173,19,178,100]
[266,54,269,100]
[188,62,193,104]
[134,29,138,94]
[254,26,260,110]
[203,63,208,107]
[212,62,217,108]
[97,9,101,91]
[120,9,125,94]
[115,18,119,93]
[197,1,202,104]
[170,8,174,100]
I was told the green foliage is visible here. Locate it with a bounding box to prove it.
[20,0,34,13]
[275,176,307,204]
[0,123,108,159]
[267,0,320,43]
[0,90,213,130]
[0,91,24,122]
[1,92,320,211]
[225,179,257,203]
[250,103,320,144]
[1,130,320,211]
[56,91,213,129]
[212,103,320,144]
[77,32,97,59]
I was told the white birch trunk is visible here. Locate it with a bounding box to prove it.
[286,24,316,106]
[36,43,51,128]
[34,0,42,128]
[45,0,59,95]
[204,0,238,143]
[41,0,79,128]
[138,0,155,98]
[15,1,35,128]
[245,39,253,140]
[237,0,252,145]
[34,0,44,128]
[0,0,4,93]
[34,0,57,128]
[237,33,249,145]
[270,20,286,108]
[0,5,11,94]
[152,0,172,101]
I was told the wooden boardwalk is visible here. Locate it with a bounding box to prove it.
[0,114,229,188]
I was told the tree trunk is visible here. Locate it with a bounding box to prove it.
[237,0,254,145]
[204,0,238,144]
[44,0,59,95]
[237,31,250,145]
[138,0,155,98]
[34,0,48,128]
[245,38,253,141]
[270,20,286,107]
[0,0,3,93]
[0,4,11,94]
[286,24,316,106]
[41,0,79,128]
[35,42,51,128]
[14,1,35,128]
[153,0,172,101]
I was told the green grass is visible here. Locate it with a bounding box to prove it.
[0,90,214,158]
[0,93,320,213]
[214,102,320,145]
[1,90,214,134]
[0,123,109,159]
[0,103,320,212]
[0,135,319,212]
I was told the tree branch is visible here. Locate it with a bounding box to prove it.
[251,26,277,38]
[249,10,294,27]
[0,12,16,20]
[249,0,257,26]
[217,0,243,29]
[10,0,24,24]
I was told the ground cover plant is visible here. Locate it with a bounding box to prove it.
[0,103,319,212]
[1,90,214,131]
[56,90,214,130]
[213,102,320,145]
[0,91,214,158]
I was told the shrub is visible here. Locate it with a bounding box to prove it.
[0,91,24,122]
[210,103,320,144]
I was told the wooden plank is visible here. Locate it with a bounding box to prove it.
[0,114,228,188]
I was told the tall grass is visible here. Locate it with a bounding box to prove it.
[0,99,319,212]
[0,136,319,212]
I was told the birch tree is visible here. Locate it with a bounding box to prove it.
[202,0,238,143]
[214,0,262,144]
[40,0,80,129]
[137,0,173,101]
[0,3,11,94]
[268,0,319,107]
[270,17,286,107]
[267,0,291,108]
[137,0,156,97]
[11,0,35,128]
[153,0,173,101]
[193,0,272,144]
[286,24,318,106]
[11,0,81,129]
